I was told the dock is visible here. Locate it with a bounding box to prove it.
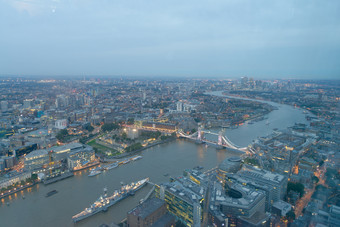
[43,172,74,185]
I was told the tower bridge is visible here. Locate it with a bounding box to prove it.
[178,128,254,154]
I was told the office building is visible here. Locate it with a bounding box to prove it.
[0,171,31,189]
[237,166,288,205]
[1,101,8,112]
[23,99,34,109]
[156,178,203,227]
[127,197,175,227]
[67,145,95,170]
[55,119,68,129]
[24,149,49,170]
[217,156,242,183]
[176,101,183,112]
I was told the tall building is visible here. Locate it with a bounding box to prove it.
[23,99,34,109]
[156,178,203,227]
[127,197,175,227]
[176,101,183,112]
[209,179,269,227]
[55,119,68,129]
[67,146,95,170]
[1,101,8,112]
[217,156,242,183]
[55,95,69,109]
[24,143,93,171]
[328,205,340,227]
[24,149,49,170]
[236,165,288,208]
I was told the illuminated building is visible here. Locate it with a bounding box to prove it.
[24,143,93,171]
[236,165,288,209]
[24,149,49,170]
[155,177,204,227]
[0,171,32,189]
[217,156,242,183]
[183,169,207,185]
[210,179,269,227]
[67,146,95,170]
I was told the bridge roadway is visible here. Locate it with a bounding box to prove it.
[178,129,251,154]
[123,125,252,154]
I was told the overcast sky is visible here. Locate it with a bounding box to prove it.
[1,0,339,79]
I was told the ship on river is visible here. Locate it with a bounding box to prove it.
[72,178,149,223]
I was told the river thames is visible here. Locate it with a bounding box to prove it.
[0,91,309,227]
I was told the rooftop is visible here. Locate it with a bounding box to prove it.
[25,149,48,159]
[239,166,286,184]
[53,142,83,154]
[150,213,175,227]
[128,197,165,219]
[273,200,292,211]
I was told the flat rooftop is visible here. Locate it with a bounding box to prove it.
[128,197,165,219]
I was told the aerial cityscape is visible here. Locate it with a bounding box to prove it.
[1,0,339,227]
[0,77,338,227]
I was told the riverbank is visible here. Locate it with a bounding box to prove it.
[103,137,176,162]
[0,91,310,227]
[43,172,74,185]
[0,182,36,199]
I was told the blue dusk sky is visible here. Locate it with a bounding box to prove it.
[0,0,339,79]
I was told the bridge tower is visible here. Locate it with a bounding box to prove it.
[218,131,223,146]
[197,128,202,141]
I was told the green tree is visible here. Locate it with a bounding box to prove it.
[79,136,88,144]
[102,123,120,132]
[127,118,134,125]
[244,157,259,166]
[56,129,68,141]
[312,176,319,184]
[125,143,143,152]
[175,220,186,227]
[83,124,94,132]
[286,210,296,222]
[287,182,305,197]
[319,160,324,167]
[31,174,38,181]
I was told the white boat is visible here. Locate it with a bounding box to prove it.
[72,178,149,222]
[131,155,142,161]
[88,168,102,177]
[122,159,130,164]
[103,163,118,170]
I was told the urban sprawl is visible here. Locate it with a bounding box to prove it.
[0,77,339,227]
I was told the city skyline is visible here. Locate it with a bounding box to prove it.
[1,0,340,79]
[0,78,338,226]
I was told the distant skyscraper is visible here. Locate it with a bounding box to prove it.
[55,119,68,129]
[23,99,33,109]
[1,101,8,112]
[176,101,183,112]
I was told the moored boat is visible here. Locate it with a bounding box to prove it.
[46,190,58,197]
[88,168,102,177]
[103,163,118,170]
[72,178,149,223]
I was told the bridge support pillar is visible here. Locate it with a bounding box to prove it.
[218,131,223,146]
[197,128,202,141]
